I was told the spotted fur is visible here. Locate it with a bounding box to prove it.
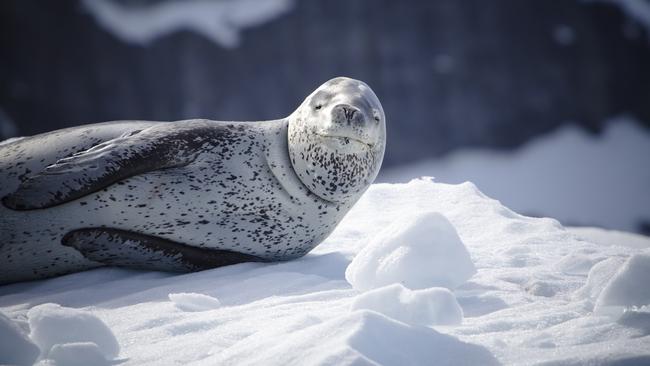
[0,77,386,284]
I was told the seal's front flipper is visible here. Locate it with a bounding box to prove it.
[3,122,217,210]
[62,228,263,272]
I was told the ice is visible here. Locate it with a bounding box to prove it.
[27,303,119,359]
[46,342,110,366]
[169,292,222,312]
[595,253,650,313]
[351,284,463,326]
[346,211,476,291]
[0,311,39,366]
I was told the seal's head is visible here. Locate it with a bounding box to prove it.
[288,77,386,203]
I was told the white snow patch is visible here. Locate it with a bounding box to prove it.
[595,253,650,314]
[0,311,39,366]
[381,119,650,232]
[169,292,221,312]
[345,211,476,291]
[82,0,294,48]
[351,284,463,326]
[27,303,119,359]
[46,342,110,366]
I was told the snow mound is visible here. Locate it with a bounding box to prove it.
[46,342,110,366]
[218,310,498,366]
[574,257,626,301]
[27,303,119,359]
[595,253,650,313]
[169,292,221,312]
[0,311,39,366]
[350,284,463,326]
[345,211,476,291]
[380,119,650,232]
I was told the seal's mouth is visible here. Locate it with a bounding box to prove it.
[317,134,374,149]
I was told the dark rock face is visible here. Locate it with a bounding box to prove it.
[1,0,649,166]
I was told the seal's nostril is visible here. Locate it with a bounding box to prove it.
[336,104,361,123]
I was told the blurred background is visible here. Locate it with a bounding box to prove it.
[1,0,649,233]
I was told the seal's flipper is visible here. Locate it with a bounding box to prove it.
[62,228,263,272]
[3,122,216,210]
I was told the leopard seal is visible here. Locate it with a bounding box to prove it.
[0,77,386,285]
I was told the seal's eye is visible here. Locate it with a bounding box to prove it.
[373,110,381,122]
[314,105,322,111]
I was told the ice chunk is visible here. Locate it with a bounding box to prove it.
[345,211,476,291]
[0,311,39,366]
[351,284,463,326]
[595,254,650,313]
[168,292,222,312]
[47,342,109,366]
[27,303,119,359]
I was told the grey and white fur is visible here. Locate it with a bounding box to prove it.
[0,77,386,284]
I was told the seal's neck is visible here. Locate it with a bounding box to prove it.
[264,119,339,205]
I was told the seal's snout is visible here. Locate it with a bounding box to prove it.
[332,104,365,126]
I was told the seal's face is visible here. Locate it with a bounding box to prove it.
[288,77,386,203]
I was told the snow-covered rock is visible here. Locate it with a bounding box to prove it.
[27,303,119,359]
[46,342,110,366]
[345,211,476,291]
[350,284,463,326]
[595,253,650,313]
[0,311,39,366]
[169,292,222,312]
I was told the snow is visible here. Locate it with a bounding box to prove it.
[380,119,650,233]
[595,253,650,314]
[0,312,39,365]
[46,342,110,366]
[345,211,475,291]
[27,303,120,360]
[351,284,463,326]
[1,178,650,365]
[82,0,294,48]
[169,292,222,312]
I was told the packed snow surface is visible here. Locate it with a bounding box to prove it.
[1,179,650,365]
[380,119,650,233]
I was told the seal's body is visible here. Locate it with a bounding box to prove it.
[0,77,386,284]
